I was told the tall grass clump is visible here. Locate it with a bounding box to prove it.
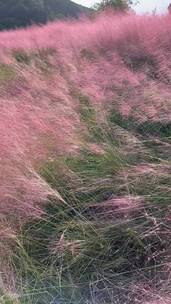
[0,10,171,304]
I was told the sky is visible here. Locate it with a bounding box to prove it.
[73,0,171,14]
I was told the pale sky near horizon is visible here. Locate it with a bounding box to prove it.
[73,0,171,14]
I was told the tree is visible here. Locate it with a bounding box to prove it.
[95,0,133,11]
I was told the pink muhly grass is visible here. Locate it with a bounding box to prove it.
[49,233,84,257]
[89,195,143,219]
[0,13,170,120]
[0,11,171,273]
[144,296,171,304]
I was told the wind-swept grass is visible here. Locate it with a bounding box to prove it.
[0,10,171,304]
[7,101,170,303]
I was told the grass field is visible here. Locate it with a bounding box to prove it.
[0,11,171,304]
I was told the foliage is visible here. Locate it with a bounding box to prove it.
[95,0,132,11]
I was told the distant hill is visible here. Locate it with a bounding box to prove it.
[0,0,90,30]
[44,0,90,20]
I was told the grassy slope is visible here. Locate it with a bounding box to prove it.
[0,12,171,304]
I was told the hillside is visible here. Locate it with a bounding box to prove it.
[0,0,89,30]
[0,12,171,304]
[44,0,90,19]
